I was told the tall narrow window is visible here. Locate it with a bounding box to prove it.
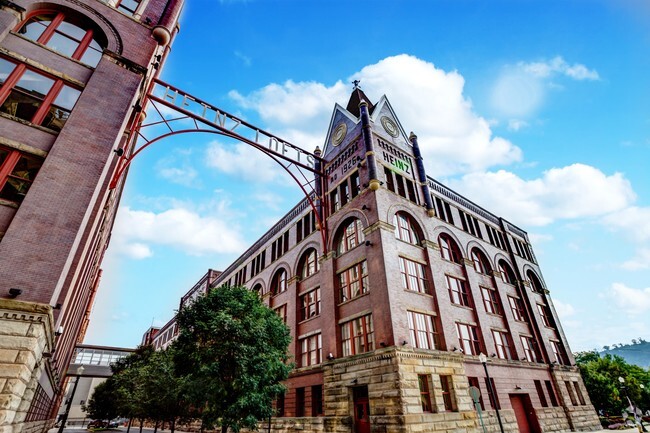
[492,330,512,360]
[485,377,500,409]
[439,234,462,264]
[296,387,305,416]
[535,380,548,407]
[545,381,559,406]
[300,248,319,279]
[299,333,322,367]
[399,257,428,294]
[408,311,438,350]
[341,314,374,356]
[300,288,321,320]
[508,296,526,321]
[481,287,501,315]
[551,341,565,365]
[520,336,538,362]
[338,261,369,302]
[271,269,287,295]
[499,261,517,285]
[394,212,421,244]
[418,375,433,412]
[537,303,552,327]
[439,375,455,411]
[337,218,364,254]
[17,12,105,66]
[0,147,42,204]
[564,381,577,406]
[311,385,323,416]
[273,304,287,324]
[457,323,480,355]
[471,249,491,274]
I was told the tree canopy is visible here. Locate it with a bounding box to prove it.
[173,284,293,433]
[576,351,650,416]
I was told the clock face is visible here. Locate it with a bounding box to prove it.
[332,122,347,146]
[381,116,399,138]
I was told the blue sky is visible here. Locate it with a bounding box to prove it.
[85,0,650,352]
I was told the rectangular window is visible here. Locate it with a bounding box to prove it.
[468,377,484,410]
[311,385,323,416]
[330,188,340,213]
[338,261,369,302]
[434,196,455,224]
[564,381,577,406]
[399,257,428,293]
[276,392,285,417]
[573,382,586,405]
[440,375,455,411]
[485,377,500,409]
[341,314,374,356]
[405,178,417,204]
[350,171,360,198]
[508,296,526,321]
[447,275,470,307]
[300,288,321,320]
[340,181,350,207]
[551,340,565,365]
[115,0,142,15]
[396,174,406,198]
[384,166,395,192]
[408,311,438,350]
[457,323,480,355]
[481,287,501,315]
[300,333,322,367]
[545,380,559,406]
[535,380,548,407]
[274,304,287,324]
[418,374,433,412]
[0,146,42,204]
[492,330,512,360]
[537,303,552,327]
[520,336,538,362]
[296,387,305,417]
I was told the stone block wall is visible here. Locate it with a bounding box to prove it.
[0,299,54,433]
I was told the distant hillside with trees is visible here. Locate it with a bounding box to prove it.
[600,339,650,368]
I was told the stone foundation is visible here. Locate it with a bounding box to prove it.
[0,299,55,433]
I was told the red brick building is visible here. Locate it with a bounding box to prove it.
[152,89,601,433]
[0,0,182,431]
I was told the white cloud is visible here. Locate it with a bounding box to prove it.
[448,164,635,226]
[205,140,291,183]
[491,56,598,119]
[112,205,246,257]
[607,283,650,315]
[603,206,650,243]
[229,54,522,177]
[528,233,553,244]
[552,298,576,319]
[520,56,600,81]
[621,248,650,271]
[234,51,252,67]
[508,119,529,131]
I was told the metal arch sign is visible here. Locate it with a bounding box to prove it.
[109,78,329,252]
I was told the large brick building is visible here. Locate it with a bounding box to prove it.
[0,0,182,431]
[150,88,601,433]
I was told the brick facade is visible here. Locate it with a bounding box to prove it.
[153,90,600,433]
[0,0,182,431]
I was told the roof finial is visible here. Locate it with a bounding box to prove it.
[352,79,361,89]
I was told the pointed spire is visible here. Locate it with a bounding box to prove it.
[346,80,374,118]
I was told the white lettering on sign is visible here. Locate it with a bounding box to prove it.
[156,84,316,169]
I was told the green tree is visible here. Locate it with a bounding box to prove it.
[576,351,650,415]
[173,285,293,433]
[83,379,120,422]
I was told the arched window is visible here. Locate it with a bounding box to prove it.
[336,218,365,255]
[527,271,545,293]
[439,234,462,264]
[251,283,263,296]
[271,269,287,295]
[394,212,421,245]
[17,11,105,67]
[471,248,492,274]
[499,260,517,285]
[299,248,319,279]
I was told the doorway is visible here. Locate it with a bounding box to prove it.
[353,386,370,433]
[509,394,540,433]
